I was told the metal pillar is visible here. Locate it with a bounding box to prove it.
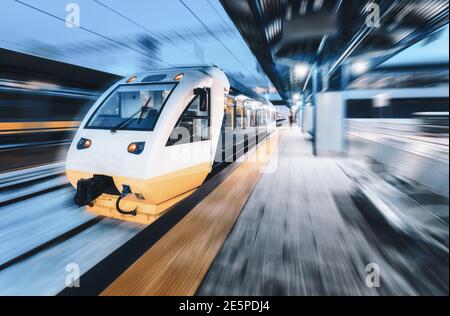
[340,63,350,91]
[312,66,319,156]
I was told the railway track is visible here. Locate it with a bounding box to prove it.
[0,216,103,272]
[0,162,70,207]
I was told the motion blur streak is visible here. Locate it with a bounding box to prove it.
[0,0,448,296]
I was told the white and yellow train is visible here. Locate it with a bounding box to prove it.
[66,66,276,224]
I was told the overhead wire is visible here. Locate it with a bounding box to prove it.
[205,0,280,96]
[178,0,266,87]
[13,0,173,66]
[93,0,204,64]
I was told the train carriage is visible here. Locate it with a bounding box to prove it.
[66,66,276,224]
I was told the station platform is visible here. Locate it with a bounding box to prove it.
[199,127,388,296]
[100,129,278,296]
[99,127,448,296]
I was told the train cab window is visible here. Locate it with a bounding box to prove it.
[85,83,175,131]
[167,88,210,146]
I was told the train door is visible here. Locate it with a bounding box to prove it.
[166,86,212,166]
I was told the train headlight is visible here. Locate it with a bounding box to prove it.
[174,73,184,81]
[77,138,92,150]
[127,142,145,155]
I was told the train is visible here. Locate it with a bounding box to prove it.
[66,66,277,224]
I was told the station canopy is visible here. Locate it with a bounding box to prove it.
[220,0,449,103]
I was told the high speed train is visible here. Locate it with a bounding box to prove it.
[66,66,276,224]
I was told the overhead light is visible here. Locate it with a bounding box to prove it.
[126,75,137,84]
[293,93,301,101]
[294,63,310,80]
[373,93,390,108]
[174,73,184,81]
[351,60,370,75]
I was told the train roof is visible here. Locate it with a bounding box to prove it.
[135,65,273,107]
[135,65,223,77]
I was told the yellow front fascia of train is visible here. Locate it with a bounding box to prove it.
[66,162,211,224]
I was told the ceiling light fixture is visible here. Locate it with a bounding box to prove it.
[294,63,310,80]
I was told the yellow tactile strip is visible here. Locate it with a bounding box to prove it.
[101,132,279,296]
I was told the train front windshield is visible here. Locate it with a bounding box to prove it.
[86,83,175,131]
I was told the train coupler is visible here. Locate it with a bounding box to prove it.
[74,175,120,207]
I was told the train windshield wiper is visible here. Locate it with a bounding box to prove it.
[110,97,152,133]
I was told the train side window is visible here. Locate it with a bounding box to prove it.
[235,106,244,129]
[224,105,234,130]
[167,88,210,146]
